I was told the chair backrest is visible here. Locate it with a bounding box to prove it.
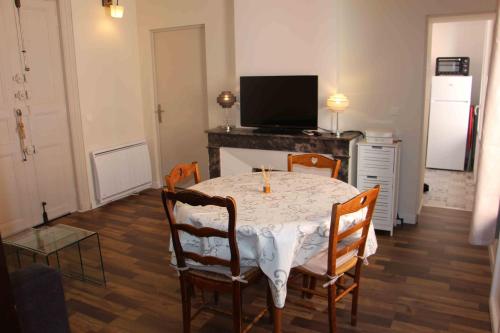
[327,185,380,275]
[287,153,341,179]
[165,162,201,192]
[161,189,241,277]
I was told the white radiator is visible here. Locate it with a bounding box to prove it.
[91,141,152,204]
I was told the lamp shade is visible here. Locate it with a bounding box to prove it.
[327,93,349,112]
[217,91,236,108]
[110,4,124,18]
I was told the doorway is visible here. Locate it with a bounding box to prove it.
[421,14,495,211]
[152,25,209,187]
[0,0,78,236]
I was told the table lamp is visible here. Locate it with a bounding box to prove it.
[217,91,236,133]
[327,93,349,137]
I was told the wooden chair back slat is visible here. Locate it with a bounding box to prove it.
[165,162,201,192]
[337,221,365,241]
[161,189,241,276]
[287,153,341,179]
[336,237,366,258]
[183,252,232,267]
[174,224,228,239]
[327,186,380,275]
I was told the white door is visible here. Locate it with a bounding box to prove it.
[0,0,38,236]
[0,0,77,236]
[426,100,470,170]
[153,26,209,186]
[20,0,77,219]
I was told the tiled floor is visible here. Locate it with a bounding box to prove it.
[423,168,475,211]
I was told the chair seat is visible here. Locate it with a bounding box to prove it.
[187,263,261,284]
[300,249,358,276]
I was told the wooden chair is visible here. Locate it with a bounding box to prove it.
[287,153,341,179]
[161,189,270,333]
[165,162,201,192]
[288,185,380,333]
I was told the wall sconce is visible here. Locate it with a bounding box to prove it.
[102,0,124,19]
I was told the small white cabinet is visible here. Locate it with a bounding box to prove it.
[357,141,400,235]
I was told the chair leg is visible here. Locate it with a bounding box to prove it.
[273,307,283,333]
[308,277,317,299]
[190,285,197,298]
[214,291,219,305]
[328,284,337,333]
[351,263,363,326]
[232,283,242,332]
[301,275,310,299]
[179,277,191,333]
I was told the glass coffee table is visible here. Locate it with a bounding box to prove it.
[3,224,106,285]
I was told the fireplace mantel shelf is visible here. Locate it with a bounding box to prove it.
[206,127,363,184]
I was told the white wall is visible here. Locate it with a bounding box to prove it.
[234,0,338,128]
[431,20,487,105]
[136,0,235,186]
[70,0,145,206]
[234,0,496,223]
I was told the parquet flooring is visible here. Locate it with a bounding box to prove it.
[52,189,492,332]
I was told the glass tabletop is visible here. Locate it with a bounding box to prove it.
[3,224,96,256]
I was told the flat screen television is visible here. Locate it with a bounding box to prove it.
[240,75,318,131]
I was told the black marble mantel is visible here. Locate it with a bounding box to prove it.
[207,128,362,182]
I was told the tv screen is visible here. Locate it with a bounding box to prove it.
[240,76,318,130]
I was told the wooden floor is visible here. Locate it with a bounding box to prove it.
[52,189,492,332]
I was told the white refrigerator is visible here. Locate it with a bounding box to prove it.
[426,76,472,171]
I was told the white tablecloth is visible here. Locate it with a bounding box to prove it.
[173,172,378,308]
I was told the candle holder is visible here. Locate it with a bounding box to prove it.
[261,165,271,193]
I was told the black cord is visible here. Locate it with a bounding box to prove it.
[397,213,404,227]
[343,130,365,138]
[318,128,365,138]
[317,126,332,133]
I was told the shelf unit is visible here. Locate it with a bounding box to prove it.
[357,140,400,236]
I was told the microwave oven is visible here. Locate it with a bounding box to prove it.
[436,57,470,76]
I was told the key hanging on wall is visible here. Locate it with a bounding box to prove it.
[14,109,28,161]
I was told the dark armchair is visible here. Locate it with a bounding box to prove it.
[0,233,70,333]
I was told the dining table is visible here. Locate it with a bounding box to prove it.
[173,171,378,332]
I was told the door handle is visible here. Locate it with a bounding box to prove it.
[155,104,165,123]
